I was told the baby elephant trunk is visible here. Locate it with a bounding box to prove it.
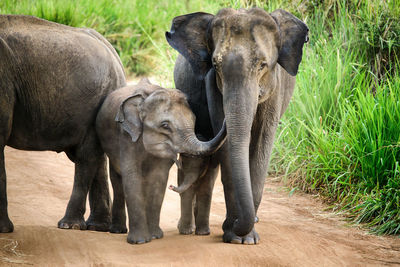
[169,120,226,194]
[180,120,226,157]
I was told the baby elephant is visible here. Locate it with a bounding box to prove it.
[96,78,226,244]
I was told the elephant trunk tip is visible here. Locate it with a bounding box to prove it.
[233,211,255,237]
[168,184,185,194]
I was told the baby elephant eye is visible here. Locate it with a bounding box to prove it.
[160,121,170,130]
[259,61,268,71]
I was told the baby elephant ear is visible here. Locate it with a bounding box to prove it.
[166,12,214,79]
[115,93,144,142]
[270,9,309,76]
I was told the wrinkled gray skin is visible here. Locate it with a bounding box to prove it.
[96,78,226,244]
[0,15,126,233]
[166,8,308,244]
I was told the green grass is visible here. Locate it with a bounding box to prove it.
[1,0,400,235]
[271,0,400,235]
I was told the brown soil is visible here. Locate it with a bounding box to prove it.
[1,146,400,266]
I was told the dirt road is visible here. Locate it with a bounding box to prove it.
[1,147,400,266]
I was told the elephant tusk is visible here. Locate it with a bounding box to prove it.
[173,153,183,170]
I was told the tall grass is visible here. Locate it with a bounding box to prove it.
[271,0,400,234]
[1,0,400,234]
[0,0,220,82]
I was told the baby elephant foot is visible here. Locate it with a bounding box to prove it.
[58,216,86,230]
[150,226,164,240]
[223,228,260,245]
[86,215,111,232]
[0,218,14,233]
[127,229,152,245]
[109,222,127,234]
[177,218,194,235]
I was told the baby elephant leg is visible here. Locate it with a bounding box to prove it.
[121,166,151,244]
[144,159,172,240]
[177,155,208,235]
[194,161,219,235]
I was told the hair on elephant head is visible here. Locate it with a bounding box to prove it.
[115,78,226,165]
[166,8,308,239]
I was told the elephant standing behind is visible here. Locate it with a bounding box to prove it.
[0,15,126,232]
[166,8,308,244]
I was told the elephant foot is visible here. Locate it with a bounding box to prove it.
[195,225,210,235]
[85,215,111,232]
[58,216,86,230]
[127,229,152,245]
[177,218,194,235]
[0,218,14,233]
[150,226,164,239]
[223,228,260,245]
[109,222,127,234]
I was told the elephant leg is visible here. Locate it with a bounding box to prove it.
[58,130,103,230]
[121,163,151,244]
[0,89,14,233]
[178,182,195,235]
[250,104,280,217]
[177,155,202,235]
[0,147,13,233]
[86,153,111,232]
[109,164,127,234]
[144,160,171,240]
[219,147,260,245]
[194,161,218,235]
[219,150,238,235]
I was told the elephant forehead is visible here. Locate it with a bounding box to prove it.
[214,8,277,31]
[212,10,278,58]
[144,95,193,122]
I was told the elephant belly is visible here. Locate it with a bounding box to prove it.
[7,104,89,152]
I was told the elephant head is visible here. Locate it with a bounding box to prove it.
[166,8,308,236]
[116,79,226,165]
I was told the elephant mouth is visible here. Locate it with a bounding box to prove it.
[144,142,183,169]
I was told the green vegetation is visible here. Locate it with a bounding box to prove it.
[270,0,400,235]
[1,0,400,234]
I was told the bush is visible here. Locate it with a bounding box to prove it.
[357,1,400,78]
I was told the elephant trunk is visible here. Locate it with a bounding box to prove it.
[170,121,226,194]
[180,120,226,157]
[224,101,256,237]
[221,52,258,237]
[169,158,209,194]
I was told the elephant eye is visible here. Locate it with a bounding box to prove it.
[160,121,171,130]
[259,61,268,71]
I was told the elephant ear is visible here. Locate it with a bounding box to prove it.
[165,12,214,80]
[270,9,309,76]
[115,93,145,142]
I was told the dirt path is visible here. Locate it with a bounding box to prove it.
[1,147,400,266]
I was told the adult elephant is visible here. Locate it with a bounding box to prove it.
[0,15,126,233]
[166,8,308,244]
